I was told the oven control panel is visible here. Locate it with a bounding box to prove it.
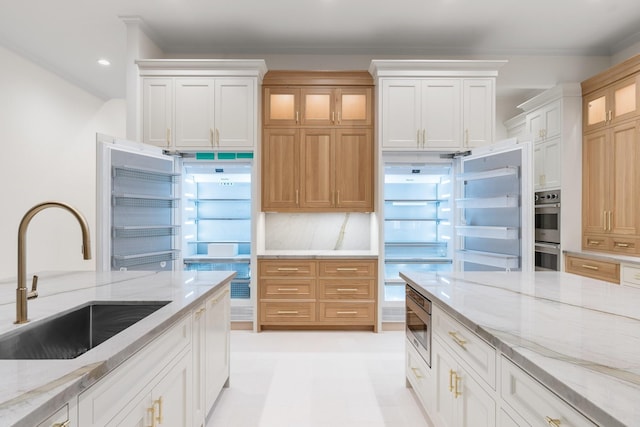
[534,190,560,204]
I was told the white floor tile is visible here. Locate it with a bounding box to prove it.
[206,330,433,427]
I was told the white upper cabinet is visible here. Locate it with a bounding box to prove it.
[138,60,267,152]
[525,99,561,143]
[370,60,505,152]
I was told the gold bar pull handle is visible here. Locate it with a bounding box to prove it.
[277,267,300,271]
[338,111,341,124]
[615,242,630,248]
[448,331,467,348]
[332,111,335,124]
[337,267,358,271]
[337,288,359,292]
[154,397,163,424]
[544,416,562,426]
[453,372,462,398]
[296,111,299,124]
[337,190,340,206]
[277,310,299,315]
[195,307,206,318]
[416,129,420,147]
[608,211,612,231]
[448,369,455,392]
[603,211,606,231]
[587,240,600,246]
[422,129,426,148]
[581,264,599,271]
[277,288,299,291]
[336,311,358,315]
[215,128,220,147]
[148,406,156,427]
[295,189,299,206]
[53,421,71,427]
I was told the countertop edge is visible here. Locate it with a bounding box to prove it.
[401,273,625,427]
[7,272,235,427]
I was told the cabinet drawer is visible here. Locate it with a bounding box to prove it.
[319,302,375,323]
[621,263,640,289]
[259,260,316,277]
[564,255,620,284]
[610,236,639,255]
[260,278,315,299]
[501,356,597,427]
[260,302,316,323]
[582,234,611,251]
[318,279,374,299]
[318,260,376,277]
[433,306,496,388]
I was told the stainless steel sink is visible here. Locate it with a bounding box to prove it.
[0,301,170,359]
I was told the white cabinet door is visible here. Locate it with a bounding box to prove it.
[406,339,434,414]
[381,79,422,149]
[215,78,255,149]
[142,78,173,148]
[175,78,216,149]
[526,100,561,143]
[433,337,496,427]
[205,287,230,409]
[534,138,561,190]
[422,79,461,149]
[153,351,193,427]
[463,79,494,148]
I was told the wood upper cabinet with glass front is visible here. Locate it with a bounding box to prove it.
[261,71,374,212]
[581,55,640,256]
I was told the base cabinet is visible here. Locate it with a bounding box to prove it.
[36,401,77,427]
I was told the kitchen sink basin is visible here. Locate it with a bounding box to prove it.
[0,301,170,360]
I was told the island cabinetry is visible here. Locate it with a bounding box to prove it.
[137,59,266,152]
[36,401,76,427]
[430,305,497,427]
[564,253,620,284]
[621,263,640,289]
[261,71,374,213]
[405,337,435,414]
[78,314,193,426]
[500,356,598,427]
[257,258,377,331]
[193,285,230,426]
[582,55,640,257]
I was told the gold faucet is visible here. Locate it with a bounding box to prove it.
[16,201,92,324]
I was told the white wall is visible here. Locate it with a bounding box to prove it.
[0,45,126,280]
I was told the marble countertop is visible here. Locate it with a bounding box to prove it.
[564,249,640,266]
[400,270,640,427]
[0,270,235,426]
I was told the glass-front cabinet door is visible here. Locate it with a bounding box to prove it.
[264,88,300,126]
[584,75,640,132]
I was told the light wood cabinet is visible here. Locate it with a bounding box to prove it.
[137,60,266,152]
[582,55,640,258]
[261,71,374,212]
[257,258,377,331]
[564,254,620,284]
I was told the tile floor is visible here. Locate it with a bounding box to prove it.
[207,330,433,427]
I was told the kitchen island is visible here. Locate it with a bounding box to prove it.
[0,270,234,426]
[401,270,640,427]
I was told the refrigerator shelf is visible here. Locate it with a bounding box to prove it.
[455,225,518,239]
[386,199,447,204]
[192,217,252,221]
[455,166,518,182]
[188,198,251,202]
[183,255,250,263]
[186,240,251,245]
[385,258,452,264]
[385,241,447,247]
[112,225,180,238]
[113,165,180,183]
[455,195,519,209]
[456,249,519,270]
[112,194,180,208]
[385,218,444,222]
[112,250,180,268]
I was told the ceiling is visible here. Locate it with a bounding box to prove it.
[2,0,640,100]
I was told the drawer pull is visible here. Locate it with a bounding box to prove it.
[615,242,630,248]
[336,267,358,271]
[453,371,462,398]
[277,267,300,271]
[587,240,600,245]
[53,422,70,427]
[544,416,561,426]
[277,288,299,291]
[337,288,359,292]
[411,366,423,379]
[277,310,299,315]
[448,331,467,348]
[448,369,455,392]
[337,311,358,315]
[581,264,599,271]
[195,307,206,318]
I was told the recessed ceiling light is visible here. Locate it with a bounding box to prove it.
[97,58,111,66]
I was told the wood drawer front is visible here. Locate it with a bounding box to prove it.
[260,302,316,323]
[318,279,374,299]
[259,260,316,277]
[501,356,598,427]
[565,255,620,284]
[260,278,315,299]
[433,306,496,388]
[610,236,639,255]
[319,302,375,323]
[318,260,376,277]
[621,264,640,288]
[582,235,611,251]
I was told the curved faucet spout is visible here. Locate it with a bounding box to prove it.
[16,201,92,324]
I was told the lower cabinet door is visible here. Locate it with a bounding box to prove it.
[108,393,153,427]
[153,351,193,427]
[406,338,434,413]
[457,366,496,427]
[433,339,457,427]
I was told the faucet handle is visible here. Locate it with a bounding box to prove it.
[27,275,38,299]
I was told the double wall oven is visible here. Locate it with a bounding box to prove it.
[406,285,432,367]
[534,190,561,271]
